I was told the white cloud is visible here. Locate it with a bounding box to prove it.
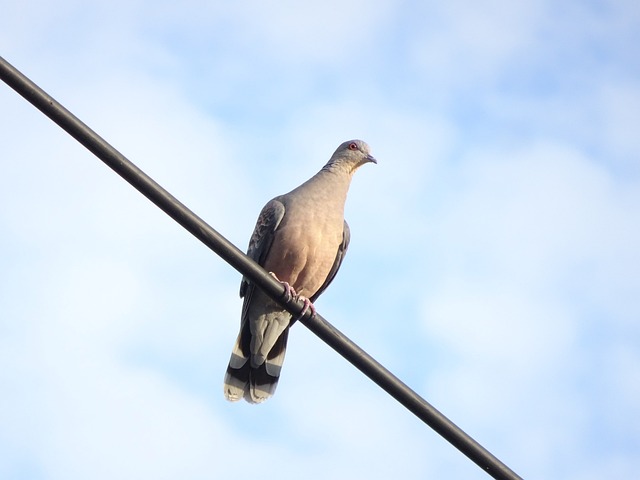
[223,0,395,65]
[409,0,544,90]
[418,139,640,478]
[601,82,640,166]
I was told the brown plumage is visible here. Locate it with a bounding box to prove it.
[223,139,376,403]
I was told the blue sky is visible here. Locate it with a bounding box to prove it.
[1,1,639,478]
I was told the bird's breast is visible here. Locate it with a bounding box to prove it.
[263,213,343,297]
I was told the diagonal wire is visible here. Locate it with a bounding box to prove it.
[0,54,523,480]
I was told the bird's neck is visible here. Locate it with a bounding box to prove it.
[297,167,353,205]
[321,161,360,176]
[317,165,354,186]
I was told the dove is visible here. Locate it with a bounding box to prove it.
[224,139,376,403]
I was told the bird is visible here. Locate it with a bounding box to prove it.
[223,139,376,403]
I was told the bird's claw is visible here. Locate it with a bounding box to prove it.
[268,272,316,320]
[294,295,316,320]
[268,272,296,302]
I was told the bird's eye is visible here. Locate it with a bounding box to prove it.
[349,142,358,150]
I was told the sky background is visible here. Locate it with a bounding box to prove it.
[1,1,639,479]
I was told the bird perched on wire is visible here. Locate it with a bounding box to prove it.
[223,139,376,403]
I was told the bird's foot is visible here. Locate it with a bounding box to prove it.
[268,272,296,302]
[267,272,316,320]
[294,294,316,320]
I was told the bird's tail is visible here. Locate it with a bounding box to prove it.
[223,328,289,403]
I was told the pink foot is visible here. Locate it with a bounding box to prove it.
[268,272,297,302]
[268,272,316,319]
[294,294,316,320]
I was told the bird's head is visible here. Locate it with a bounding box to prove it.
[323,139,377,174]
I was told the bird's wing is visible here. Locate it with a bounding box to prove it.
[239,198,286,299]
[229,198,286,367]
[226,198,289,403]
[310,220,351,303]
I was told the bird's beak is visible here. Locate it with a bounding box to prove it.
[366,154,377,164]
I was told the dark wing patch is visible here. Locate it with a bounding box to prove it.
[239,198,286,298]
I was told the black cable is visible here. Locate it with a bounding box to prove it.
[0,54,523,480]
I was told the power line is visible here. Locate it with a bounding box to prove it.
[0,54,523,480]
